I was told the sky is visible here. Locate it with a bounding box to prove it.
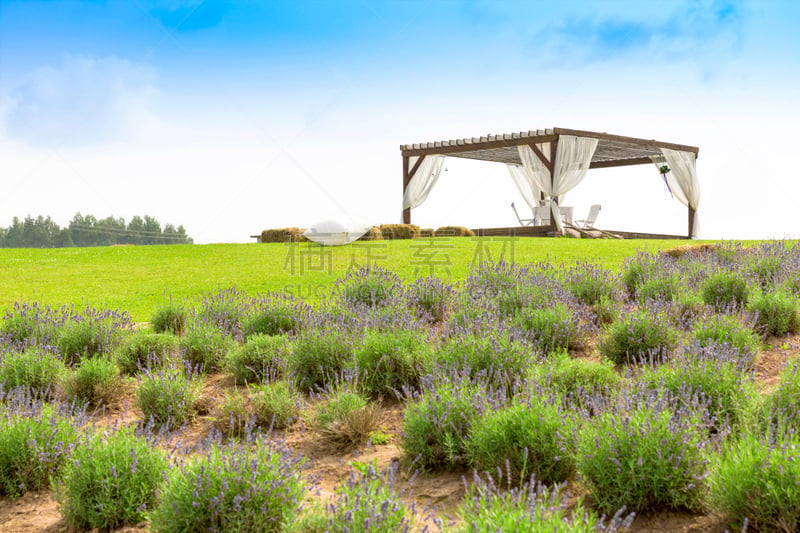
[1,0,799,244]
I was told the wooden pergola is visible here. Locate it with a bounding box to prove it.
[400,127,700,238]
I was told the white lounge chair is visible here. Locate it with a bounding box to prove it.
[511,202,534,226]
[574,204,601,229]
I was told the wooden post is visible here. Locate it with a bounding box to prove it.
[688,206,696,239]
[549,139,559,234]
[402,155,411,224]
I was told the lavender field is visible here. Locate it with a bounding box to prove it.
[2,241,800,532]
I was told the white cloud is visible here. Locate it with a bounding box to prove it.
[3,55,159,146]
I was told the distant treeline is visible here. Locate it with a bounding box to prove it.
[0,214,193,248]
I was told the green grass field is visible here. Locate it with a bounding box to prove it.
[1,238,704,321]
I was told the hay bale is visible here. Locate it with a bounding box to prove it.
[260,227,308,243]
[418,228,434,238]
[434,226,476,237]
[356,226,383,241]
[661,243,718,259]
[379,224,420,240]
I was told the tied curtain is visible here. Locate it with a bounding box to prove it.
[402,155,446,211]
[515,135,598,233]
[651,148,700,238]
[506,163,543,210]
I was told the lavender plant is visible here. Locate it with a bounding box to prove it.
[65,354,121,407]
[433,333,532,385]
[513,304,581,356]
[289,330,354,393]
[456,472,634,533]
[710,427,800,532]
[225,333,290,384]
[466,394,577,485]
[55,306,132,366]
[211,389,251,439]
[136,368,201,429]
[353,329,431,398]
[242,305,301,337]
[529,350,620,401]
[692,314,761,362]
[0,400,80,498]
[337,266,402,308]
[57,427,168,530]
[249,380,302,429]
[197,286,249,337]
[290,462,413,533]
[576,403,708,513]
[314,387,381,452]
[115,330,178,375]
[407,276,456,323]
[179,320,236,372]
[701,271,749,312]
[599,310,678,365]
[149,437,306,533]
[150,301,187,335]
[758,358,800,432]
[0,347,68,398]
[749,290,800,337]
[566,262,619,306]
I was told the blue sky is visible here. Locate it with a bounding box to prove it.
[2,0,799,243]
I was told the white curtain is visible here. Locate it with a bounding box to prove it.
[506,163,543,210]
[651,148,700,237]
[402,155,445,210]
[518,135,598,233]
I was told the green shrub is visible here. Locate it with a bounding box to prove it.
[0,347,67,398]
[514,304,579,355]
[290,463,412,533]
[433,334,531,384]
[639,355,758,431]
[455,478,624,533]
[66,355,120,407]
[150,301,186,335]
[576,406,707,513]
[338,267,400,308]
[180,322,235,372]
[314,389,381,451]
[149,438,306,533]
[710,429,800,532]
[466,397,576,485]
[749,291,800,337]
[529,351,620,399]
[353,330,430,397]
[57,428,167,530]
[692,314,761,359]
[226,334,289,384]
[407,277,455,323]
[56,319,118,365]
[599,311,678,365]
[638,275,681,302]
[0,404,78,498]
[567,266,617,306]
[212,389,250,439]
[136,368,201,429]
[758,358,800,432]
[289,331,353,393]
[622,259,650,296]
[701,272,749,311]
[242,305,301,337]
[401,382,489,470]
[115,330,177,375]
[249,380,302,429]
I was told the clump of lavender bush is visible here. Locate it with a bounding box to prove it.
[0,400,80,498]
[456,472,634,533]
[290,462,413,533]
[289,330,353,393]
[337,266,402,308]
[353,329,431,398]
[150,301,187,335]
[225,333,289,384]
[466,394,577,485]
[701,271,749,312]
[407,276,456,323]
[136,368,201,429]
[514,304,581,356]
[115,330,177,375]
[749,290,800,337]
[65,354,121,407]
[692,314,761,362]
[529,350,620,402]
[149,437,306,533]
[180,321,235,372]
[57,427,168,530]
[710,427,800,532]
[576,403,708,513]
[55,307,131,365]
[433,333,531,385]
[599,310,678,365]
[249,380,302,429]
[758,358,800,432]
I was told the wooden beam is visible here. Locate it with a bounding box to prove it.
[589,157,654,169]
[401,133,558,158]
[527,142,553,173]
[408,154,426,181]
[688,206,696,239]
[402,155,411,224]
[554,127,699,155]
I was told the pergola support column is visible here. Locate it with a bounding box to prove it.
[688,206,696,239]
[402,155,411,224]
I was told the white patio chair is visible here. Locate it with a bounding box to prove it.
[511,202,534,226]
[574,204,601,229]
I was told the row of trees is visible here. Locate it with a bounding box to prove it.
[0,214,193,248]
